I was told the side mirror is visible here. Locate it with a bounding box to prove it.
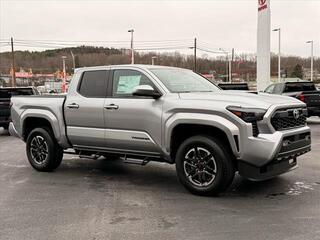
[132,85,162,99]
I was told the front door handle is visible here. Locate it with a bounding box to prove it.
[104,104,119,110]
[66,103,79,109]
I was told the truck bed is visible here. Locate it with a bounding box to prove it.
[303,91,320,116]
[284,90,320,116]
[10,94,70,148]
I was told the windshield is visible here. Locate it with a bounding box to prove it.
[150,68,220,93]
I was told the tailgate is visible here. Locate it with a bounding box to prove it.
[0,98,11,118]
[303,91,320,107]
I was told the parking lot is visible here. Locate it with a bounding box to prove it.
[0,118,319,240]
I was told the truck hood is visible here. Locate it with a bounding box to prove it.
[178,91,304,109]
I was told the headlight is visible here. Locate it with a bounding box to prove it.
[227,106,266,123]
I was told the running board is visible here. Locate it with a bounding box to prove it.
[123,156,149,166]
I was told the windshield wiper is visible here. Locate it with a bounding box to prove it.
[177,90,214,93]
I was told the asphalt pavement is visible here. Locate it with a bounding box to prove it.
[0,118,320,240]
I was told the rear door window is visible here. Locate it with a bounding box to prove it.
[78,70,108,98]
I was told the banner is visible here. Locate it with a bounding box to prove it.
[256,0,271,91]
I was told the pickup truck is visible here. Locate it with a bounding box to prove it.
[9,65,311,195]
[264,81,320,117]
[0,87,38,130]
[218,83,250,91]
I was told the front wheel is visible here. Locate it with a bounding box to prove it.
[26,127,63,172]
[175,135,235,196]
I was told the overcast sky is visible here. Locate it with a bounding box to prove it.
[0,0,319,57]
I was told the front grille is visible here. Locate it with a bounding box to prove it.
[252,121,259,137]
[271,108,307,131]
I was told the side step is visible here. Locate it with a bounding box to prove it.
[123,156,149,166]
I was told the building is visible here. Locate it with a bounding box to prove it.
[303,68,319,81]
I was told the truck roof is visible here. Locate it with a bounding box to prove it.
[284,81,314,85]
[75,64,187,72]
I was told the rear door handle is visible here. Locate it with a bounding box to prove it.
[104,104,119,110]
[66,103,79,109]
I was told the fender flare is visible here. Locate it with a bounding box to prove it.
[164,113,240,157]
[21,109,62,142]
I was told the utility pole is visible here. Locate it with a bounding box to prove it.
[128,29,134,64]
[194,38,197,72]
[306,40,314,81]
[273,28,281,82]
[10,37,16,87]
[61,56,67,93]
[219,48,230,82]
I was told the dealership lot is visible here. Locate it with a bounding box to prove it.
[0,119,319,240]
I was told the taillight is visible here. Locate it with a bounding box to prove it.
[299,94,305,102]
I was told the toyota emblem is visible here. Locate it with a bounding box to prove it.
[259,0,267,6]
[293,109,300,119]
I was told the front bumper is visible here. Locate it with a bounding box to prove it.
[238,127,311,180]
[239,126,311,167]
[238,158,299,181]
[8,122,21,138]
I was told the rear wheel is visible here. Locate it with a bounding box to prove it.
[175,135,235,196]
[26,127,63,172]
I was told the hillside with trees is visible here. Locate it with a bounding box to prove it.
[0,46,319,81]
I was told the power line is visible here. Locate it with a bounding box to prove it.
[196,47,226,55]
[15,38,193,44]
[134,46,192,51]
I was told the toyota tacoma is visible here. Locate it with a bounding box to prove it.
[9,65,311,195]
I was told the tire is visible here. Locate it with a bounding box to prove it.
[175,135,235,196]
[26,127,63,172]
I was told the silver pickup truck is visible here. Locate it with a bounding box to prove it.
[9,65,311,195]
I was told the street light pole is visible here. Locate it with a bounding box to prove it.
[228,56,232,83]
[219,48,231,83]
[194,38,197,72]
[70,51,76,73]
[306,40,314,81]
[273,28,281,82]
[128,29,134,64]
